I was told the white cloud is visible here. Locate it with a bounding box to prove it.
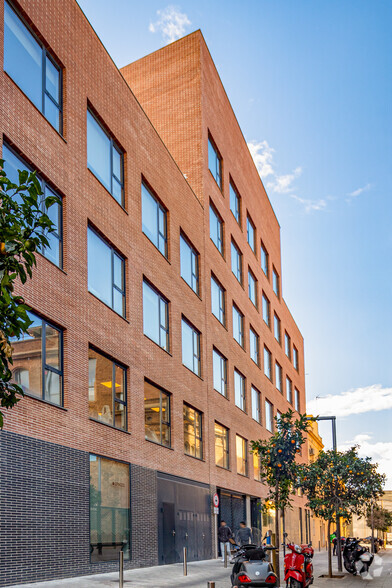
[340,434,392,489]
[149,6,191,44]
[290,194,327,213]
[247,140,275,179]
[307,384,392,418]
[347,183,372,199]
[267,167,302,194]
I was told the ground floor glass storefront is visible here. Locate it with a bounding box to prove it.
[89,455,130,562]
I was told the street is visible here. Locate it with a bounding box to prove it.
[8,548,392,587]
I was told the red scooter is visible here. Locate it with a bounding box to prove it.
[284,542,314,587]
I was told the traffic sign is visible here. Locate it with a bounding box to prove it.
[212,493,219,507]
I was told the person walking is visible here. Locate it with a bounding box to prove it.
[218,520,233,562]
[236,521,252,546]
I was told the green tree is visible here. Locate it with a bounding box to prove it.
[366,505,392,533]
[299,447,385,578]
[251,410,310,584]
[0,159,59,427]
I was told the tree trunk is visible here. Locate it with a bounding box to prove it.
[274,486,280,584]
[327,519,332,578]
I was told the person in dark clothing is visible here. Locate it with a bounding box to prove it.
[333,536,337,555]
[236,521,252,546]
[218,520,233,562]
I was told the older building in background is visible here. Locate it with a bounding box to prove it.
[0,1,323,585]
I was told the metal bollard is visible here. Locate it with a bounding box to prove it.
[318,540,321,552]
[224,545,228,568]
[119,551,124,588]
[183,546,188,576]
[271,533,277,571]
[207,583,216,588]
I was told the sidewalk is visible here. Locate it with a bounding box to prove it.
[8,548,392,587]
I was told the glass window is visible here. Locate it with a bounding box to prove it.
[180,234,199,294]
[247,216,255,252]
[4,2,62,132]
[248,270,257,307]
[88,227,125,316]
[249,327,259,366]
[182,319,201,376]
[274,314,281,344]
[183,404,202,459]
[251,386,261,423]
[232,305,244,348]
[293,346,299,371]
[264,346,272,380]
[260,241,269,277]
[87,110,124,205]
[211,276,225,325]
[265,400,273,432]
[88,348,126,430]
[273,268,280,297]
[262,293,270,327]
[142,183,167,257]
[215,422,229,469]
[253,452,261,481]
[236,435,247,476]
[285,332,291,360]
[2,144,63,268]
[231,241,242,283]
[295,388,300,412]
[143,281,169,351]
[144,380,170,447]
[275,362,282,393]
[209,204,223,254]
[11,311,62,405]
[230,181,240,223]
[213,349,227,397]
[208,136,222,188]
[286,377,293,404]
[89,455,130,562]
[234,369,246,412]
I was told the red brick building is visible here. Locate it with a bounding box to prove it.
[0,1,318,585]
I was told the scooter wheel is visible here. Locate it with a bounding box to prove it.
[289,579,302,588]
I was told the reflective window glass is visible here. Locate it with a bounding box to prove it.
[251,386,261,423]
[213,349,227,397]
[215,422,229,469]
[142,183,167,257]
[275,362,282,393]
[260,242,269,277]
[231,241,242,283]
[211,276,225,325]
[208,137,222,188]
[248,271,257,307]
[249,327,259,365]
[183,404,203,459]
[274,314,281,344]
[181,319,201,376]
[233,305,244,347]
[264,346,272,380]
[236,435,247,476]
[143,281,169,351]
[230,182,240,223]
[144,380,171,447]
[265,400,273,432]
[234,369,245,412]
[262,293,270,327]
[209,204,223,254]
[180,235,199,294]
[247,216,255,252]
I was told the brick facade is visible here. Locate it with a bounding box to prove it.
[0,1,318,583]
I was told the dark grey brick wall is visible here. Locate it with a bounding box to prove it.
[0,431,158,586]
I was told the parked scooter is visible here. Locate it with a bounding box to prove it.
[343,537,374,576]
[284,541,314,587]
[231,543,278,587]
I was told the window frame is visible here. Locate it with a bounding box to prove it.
[141,181,168,258]
[234,368,246,412]
[249,326,259,366]
[11,310,63,407]
[209,202,224,255]
[251,385,261,424]
[2,142,63,269]
[213,348,227,397]
[211,274,226,326]
[272,267,280,298]
[236,434,248,477]
[183,403,203,460]
[87,108,124,206]
[229,180,241,224]
[248,268,257,307]
[262,292,270,327]
[275,361,283,393]
[87,225,126,317]
[215,421,230,470]
[293,345,299,371]
[144,379,171,448]
[232,304,244,348]
[4,1,63,134]
[88,346,127,431]
[263,346,272,381]
[180,232,199,295]
[295,388,300,412]
[286,376,293,404]
[231,239,242,284]
[274,313,281,344]
[265,399,273,432]
[208,134,222,189]
[142,279,170,352]
[247,215,256,253]
[285,332,291,360]
[181,317,201,377]
[260,240,269,278]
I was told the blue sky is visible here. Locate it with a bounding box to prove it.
[77,0,392,483]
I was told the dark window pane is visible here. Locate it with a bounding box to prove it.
[90,455,130,562]
[4,2,42,110]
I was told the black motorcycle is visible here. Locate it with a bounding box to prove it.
[343,537,374,576]
[231,543,278,587]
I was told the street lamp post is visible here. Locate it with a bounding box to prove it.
[306,415,343,573]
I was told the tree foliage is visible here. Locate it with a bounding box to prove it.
[0,159,59,427]
[366,505,392,533]
[298,446,385,524]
